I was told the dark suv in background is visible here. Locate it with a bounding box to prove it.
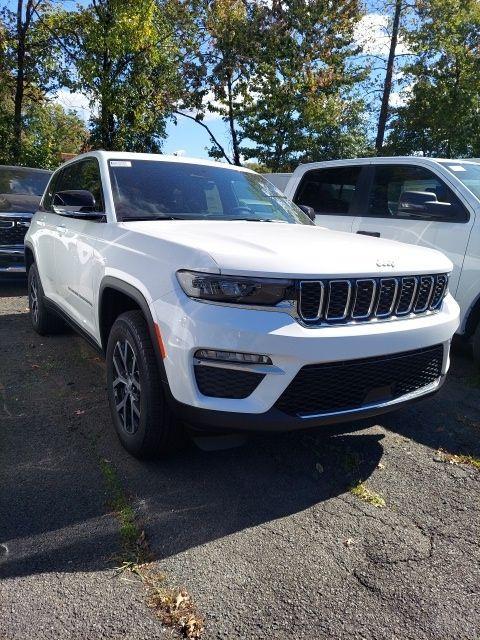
[0,165,51,276]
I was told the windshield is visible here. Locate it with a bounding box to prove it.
[108,160,313,224]
[443,162,480,200]
[0,167,51,213]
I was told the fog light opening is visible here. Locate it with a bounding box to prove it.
[194,349,272,365]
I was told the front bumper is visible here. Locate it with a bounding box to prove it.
[153,290,459,430]
[0,245,25,274]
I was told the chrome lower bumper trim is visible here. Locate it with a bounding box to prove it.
[298,377,443,420]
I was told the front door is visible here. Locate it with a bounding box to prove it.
[351,163,474,295]
[50,158,105,334]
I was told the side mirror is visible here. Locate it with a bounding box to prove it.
[298,204,316,221]
[398,190,437,213]
[53,189,96,210]
[52,190,105,220]
[398,190,461,219]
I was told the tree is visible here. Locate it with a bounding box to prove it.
[20,101,87,168]
[375,0,403,153]
[174,0,259,165]
[237,0,368,171]
[0,0,59,162]
[387,0,480,156]
[53,0,183,151]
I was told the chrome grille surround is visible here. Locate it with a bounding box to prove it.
[298,280,324,321]
[326,280,352,320]
[297,273,448,325]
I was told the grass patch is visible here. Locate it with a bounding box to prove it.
[436,449,480,470]
[349,482,386,508]
[99,458,204,638]
[99,458,150,564]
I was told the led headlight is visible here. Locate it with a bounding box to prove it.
[177,270,296,306]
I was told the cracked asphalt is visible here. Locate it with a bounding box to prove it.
[1,280,479,640]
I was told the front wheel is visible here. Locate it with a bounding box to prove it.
[106,310,184,458]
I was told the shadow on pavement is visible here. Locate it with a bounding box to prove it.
[3,298,478,582]
[0,307,385,579]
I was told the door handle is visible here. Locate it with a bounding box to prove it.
[357,230,380,238]
[56,225,67,234]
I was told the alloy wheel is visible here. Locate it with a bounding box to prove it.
[112,339,142,434]
[30,274,39,325]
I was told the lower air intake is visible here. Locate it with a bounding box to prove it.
[275,345,444,417]
[194,365,264,399]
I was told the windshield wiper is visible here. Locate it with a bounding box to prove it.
[120,215,184,221]
[233,218,288,223]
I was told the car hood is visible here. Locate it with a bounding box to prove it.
[120,220,452,278]
[0,194,41,214]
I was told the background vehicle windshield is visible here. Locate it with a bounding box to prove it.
[108,160,313,224]
[0,166,51,213]
[444,162,480,200]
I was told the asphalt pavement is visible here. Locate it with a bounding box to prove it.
[1,281,479,639]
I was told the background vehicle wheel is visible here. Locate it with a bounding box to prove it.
[106,310,184,458]
[28,263,64,335]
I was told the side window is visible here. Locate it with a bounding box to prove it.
[368,165,468,222]
[53,159,105,212]
[294,166,362,215]
[42,170,63,211]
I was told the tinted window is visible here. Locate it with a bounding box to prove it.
[0,167,51,213]
[368,165,468,222]
[294,166,362,215]
[49,159,104,212]
[108,160,313,225]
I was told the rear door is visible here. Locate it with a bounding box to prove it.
[351,163,474,294]
[290,165,366,233]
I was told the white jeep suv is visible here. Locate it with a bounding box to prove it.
[25,151,459,458]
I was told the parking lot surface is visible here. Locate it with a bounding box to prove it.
[1,281,479,640]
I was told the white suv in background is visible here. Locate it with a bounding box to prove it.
[25,152,459,458]
[281,158,480,363]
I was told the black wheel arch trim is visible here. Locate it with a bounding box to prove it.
[99,276,169,384]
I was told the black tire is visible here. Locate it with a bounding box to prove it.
[106,310,184,458]
[28,263,64,335]
[472,322,480,369]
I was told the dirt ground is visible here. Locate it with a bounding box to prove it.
[1,280,479,640]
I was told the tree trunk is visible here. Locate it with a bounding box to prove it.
[375,0,402,154]
[227,74,241,166]
[12,0,26,163]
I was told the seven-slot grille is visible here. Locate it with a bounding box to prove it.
[298,273,448,324]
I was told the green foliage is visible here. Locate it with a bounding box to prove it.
[386,0,480,157]
[20,102,87,169]
[52,0,183,151]
[237,0,369,170]
[0,0,62,162]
